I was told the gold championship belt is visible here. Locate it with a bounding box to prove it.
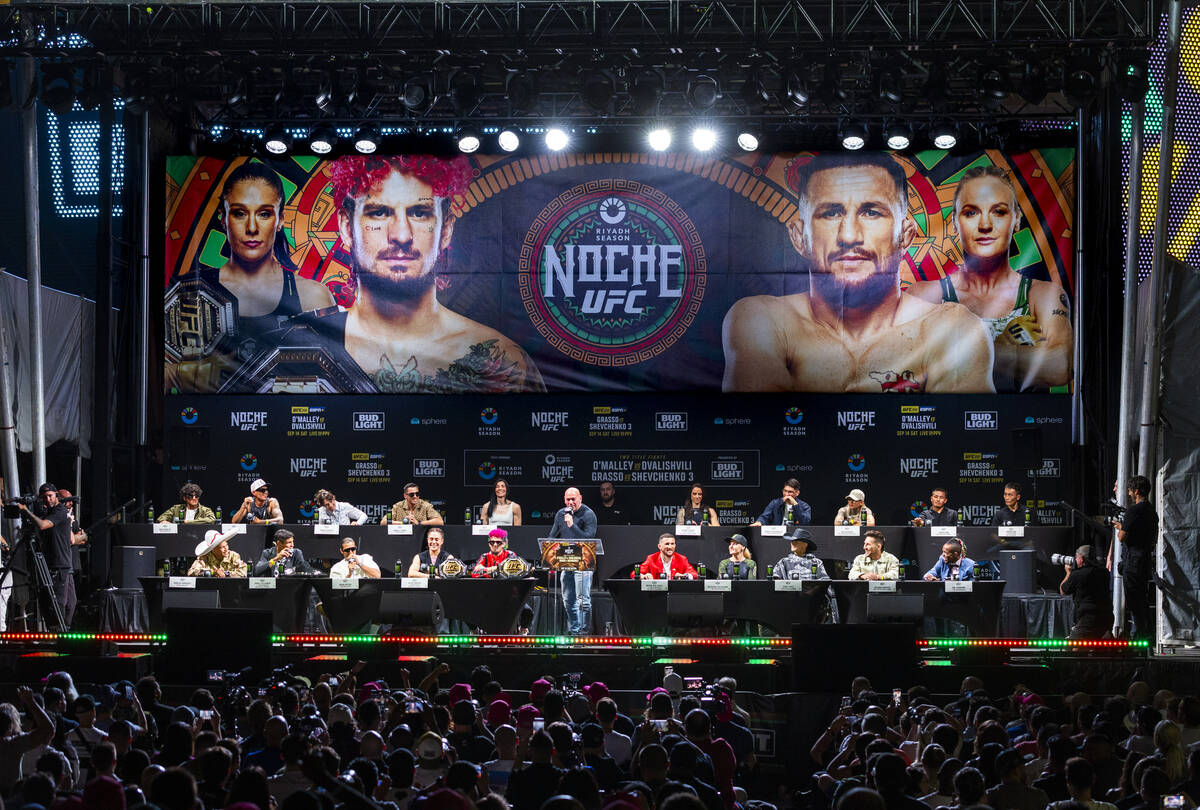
[497,556,531,578]
[163,275,241,393]
[997,314,1043,347]
[437,557,468,578]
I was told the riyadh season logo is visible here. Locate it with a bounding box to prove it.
[180,407,199,425]
[783,408,806,436]
[239,453,258,471]
[298,499,316,519]
[910,500,927,518]
[480,408,499,425]
[847,454,866,472]
[478,461,497,480]
[518,179,706,366]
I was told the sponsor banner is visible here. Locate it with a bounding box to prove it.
[165,150,1074,395]
[464,449,761,488]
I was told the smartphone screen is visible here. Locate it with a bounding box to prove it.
[684,676,704,691]
[532,718,545,731]
[1163,796,1184,809]
[893,688,902,706]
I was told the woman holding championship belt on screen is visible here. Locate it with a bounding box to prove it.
[907,165,1073,391]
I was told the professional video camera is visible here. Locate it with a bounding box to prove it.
[1101,500,1127,528]
[1049,552,1077,567]
[1,494,37,520]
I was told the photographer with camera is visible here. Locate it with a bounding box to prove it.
[13,483,76,627]
[1108,475,1158,639]
[1058,545,1113,640]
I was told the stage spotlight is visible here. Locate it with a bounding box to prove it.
[1018,60,1048,105]
[315,71,336,113]
[506,71,537,113]
[741,70,770,110]
[354,124,380,154]
[930,122,957,150]
[545,127,570,151]
[41,64,76,116]
[647,127,672,152]
[264,125,292,155]
[979,63,1010,101]
[497,129,521,152]
[581,69,614,113]
[450,72,480,115]
[457,129,481,154]
[737,132,759,151]
[691,127,718,152]
[840,121,867,151]
[884,122,911,150]
[687,75,719,112]
[784,66,810,106]
[402,76,431,111]
[1064,58,1098,105]
[309,126,337,155]
[877,68,903,105]
[631,70,664,115]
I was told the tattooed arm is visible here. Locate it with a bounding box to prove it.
[994,280,1073,390]
[370,340,542,393]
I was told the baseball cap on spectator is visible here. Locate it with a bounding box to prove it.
[584,681,609,702]
[327,703,355,728]
[1020,692,1045,708]
[530,678,553,702]
[567,693,591,720]
[357,681,384,703]
[486,699,511,727]
[448,683,472,706]
[514,705,540,728]
[451,699,477,726]
[73,695,96,715]
[170,705,196,724]
[83,775,124,810]
[416,731,447,763]
[93,685,119,714]
[413,787,474,810]
[581,723,605,748]
[646,686,669,702]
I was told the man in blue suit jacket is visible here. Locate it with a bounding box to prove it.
[923,538,975,581]
[252,529,315,576]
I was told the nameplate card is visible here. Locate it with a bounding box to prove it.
[313,523,339,535]
[248,577,276,590]
[704,579,732,592]
[387,523,414,536]
[472,524,495,535]
[868,580,898,592]
[168,576,195,589]
[774,580,804,592]
[332,577,360,590]
[834,525,861,537]
[998,526,1025,538]
[931,526,957,537]
[674,524,702,537]
[401,577,429,589]
[640,579,668,591]
[760,526,786,537]
[945,580,974,593]
[152,523,178,534]
[221,523,247,534]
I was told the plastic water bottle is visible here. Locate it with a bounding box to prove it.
[463,507,472,525]
[147,505,155,523]
[395,560,403,575]
[698,562,707,578]
[766,564,774,578]
[215,505,222,522]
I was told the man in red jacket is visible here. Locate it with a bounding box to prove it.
[638,533,699,580]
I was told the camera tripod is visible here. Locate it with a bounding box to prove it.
[0,523,67,632]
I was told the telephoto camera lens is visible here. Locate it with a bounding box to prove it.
[1049,552,1075,567]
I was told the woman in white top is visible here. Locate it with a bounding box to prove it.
[481,478,522,526]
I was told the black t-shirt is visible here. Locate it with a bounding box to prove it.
[990,505,1035,526]
[594,502,629,525]
[1061,563,1113,619]
[34,503,72,570]
[1122,500,1158,551]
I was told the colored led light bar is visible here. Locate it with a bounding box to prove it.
[0,632,166,643]
[917,638,1149,648]
[272,634,791,647]
[653,658,699,665]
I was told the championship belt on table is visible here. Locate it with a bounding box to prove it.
[496,556,531,578]
[437,557,468,578]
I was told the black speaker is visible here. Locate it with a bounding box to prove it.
[380,591,443,633]
[667,593,724,627]
[866,593,924,623]
[1011,427,1044,475]
[162,590,220,611]
[164,608,272,682]
[998,549,1036,593]
[792,623,916,692]
[111,546,155,590]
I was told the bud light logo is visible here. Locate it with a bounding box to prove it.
[478,461,497,480]
[847,454,866,472]
[180,407,199,425]
[240,453,258,471]
[785,408,804,425]
[910,500,927,518]
[480,408,499,426]
[298,499,316,519]
[518,180,706,366]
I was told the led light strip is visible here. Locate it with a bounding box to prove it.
[273,634,792,648]
[0,632,166,643]
[918,638,1149,648]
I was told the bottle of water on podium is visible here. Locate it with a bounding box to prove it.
[147,505,155,523]
[215,505,222,522]
[463,507,472,525]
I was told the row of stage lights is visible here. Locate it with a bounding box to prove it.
[253,120,960,157]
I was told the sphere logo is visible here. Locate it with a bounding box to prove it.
[847,454,866,472]
[240,453,258,471]
[784,408,804,425]
[910,500,927,518]
[180,407,199,425]
[480,408,499,425]
[299,499,316,519]
[478,462,497,480]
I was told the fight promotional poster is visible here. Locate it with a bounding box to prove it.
[164,149,1075,395]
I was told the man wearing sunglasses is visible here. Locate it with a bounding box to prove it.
[383,483,444,526]
[472,528,521,578]
[330,537,381,579]
[231,478,284,525]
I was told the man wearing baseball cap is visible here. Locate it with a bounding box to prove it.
[187,529,248,577]
[231,479,284,525]
[834,488,876,526]
[14,484,75,627]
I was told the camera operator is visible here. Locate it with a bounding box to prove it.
[14,483,75,627]
[1108,475,1157,638]
[1059,545,1113,640]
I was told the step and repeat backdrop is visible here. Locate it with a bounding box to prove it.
[162,148,1075,525]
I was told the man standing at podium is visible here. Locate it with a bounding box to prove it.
[548,487,597,635]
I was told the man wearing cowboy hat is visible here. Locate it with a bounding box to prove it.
[187,529,248,577]
[772,528,838,622]
[231,479,284,525]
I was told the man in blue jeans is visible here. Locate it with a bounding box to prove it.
[548,486,598,635]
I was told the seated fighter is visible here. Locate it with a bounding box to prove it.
[848,529,899,581]
[231,478,284,525]
[252,529,315,576]
[834,488,876,526]
[991,481,1035,526]
[472,528,521,578]
[187,529,248,577]
[638,533,698,580]
[382,482,444,526]
[330,536,381,579]
[717,533,756,579]
[408,526,456,578]
[772,528,838,622]
[923,538,975,581]
[157,483,216,524]
[911,486,958,527]
[750,478,811,527]
[314,489,368,526]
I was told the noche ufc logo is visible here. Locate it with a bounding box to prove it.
[290,458,328,478]
[231,411,267,431]
[837,411,876,430]
[518,179,706,366]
